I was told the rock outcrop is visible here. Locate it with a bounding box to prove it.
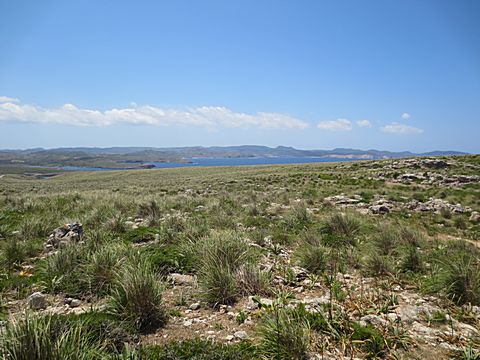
[45,222,83,252]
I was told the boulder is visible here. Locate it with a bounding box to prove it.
[28,292,47,310]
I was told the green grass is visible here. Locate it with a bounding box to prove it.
[0,154,479,358]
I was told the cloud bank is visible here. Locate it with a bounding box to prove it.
[356,119,372,127]
[317,118,353,131]
[382,123,423,134]
[0,97,308,130]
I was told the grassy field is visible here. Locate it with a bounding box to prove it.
[0,155,479,359]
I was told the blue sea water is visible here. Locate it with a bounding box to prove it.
[41,156,364,171]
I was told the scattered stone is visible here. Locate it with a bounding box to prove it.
[470,211,480,223]
[359,314,389,328]
[233,330,248,340]
[324,194,362,206]
[168,273,195,286]
[225,335,234,341]
[69,299,81,308]
[183,320,193,327]
[28,292,47,310]
[189,302,201,311]
[369,204,390,214]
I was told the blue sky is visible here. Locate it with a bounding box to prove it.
[1,0,479,152]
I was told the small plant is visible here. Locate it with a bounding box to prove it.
[351,322,386,358]
[236,310,248,325]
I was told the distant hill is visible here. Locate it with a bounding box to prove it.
[0,145,469,169]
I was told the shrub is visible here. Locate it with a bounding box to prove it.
[109,260,166,332]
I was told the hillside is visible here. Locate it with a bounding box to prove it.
[0,155,479,359]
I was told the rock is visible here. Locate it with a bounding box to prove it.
[69,299,81,308]
[470,211,480,223]
[234,330,248,340]
[168,273,195,286]
[183,320,193,327]
[189,302,201,311]
[45,222,83,251]
[369,204,390,214]
[225,335,234,341]
[359,315,389,328]
[28,292,47,310]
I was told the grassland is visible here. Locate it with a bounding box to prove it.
[0,155,479,359]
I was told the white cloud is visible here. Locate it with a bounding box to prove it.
[0,96,19,103]
[356,119,372,128]
[382,123,423,134]
[401,112,411,120]
[0,97,309,130]
[317,118,353,131]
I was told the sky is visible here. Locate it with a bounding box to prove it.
[0,0,479,152]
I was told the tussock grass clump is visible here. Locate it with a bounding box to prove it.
[41,242,88,296]
[373,225,399,256]
[0,313,106,360]
[322,213,361,246]
[141,338,257,359]
[196,231,260,306]
[84,243,129,295]
[258,305,311,360]
[295,244,328,274]
[1,238,26,269]
[433,245,480,305]
[365,254,395,276]
[235,264,272,297]
[109,260,166,332]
